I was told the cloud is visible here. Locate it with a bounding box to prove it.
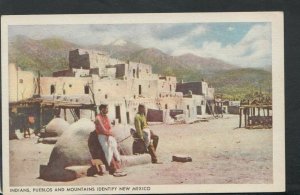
[227,27,235,31]
[9,23,271,68]
[171,24,272,68]
[130,24,207,54]
[154,24,204,40]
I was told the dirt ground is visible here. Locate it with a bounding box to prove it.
[9,114,272,186]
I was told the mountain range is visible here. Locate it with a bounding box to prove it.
[8,35,272,100]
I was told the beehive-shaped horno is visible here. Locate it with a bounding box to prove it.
[45,118,70,137]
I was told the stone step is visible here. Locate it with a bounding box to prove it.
[40,154,151,181]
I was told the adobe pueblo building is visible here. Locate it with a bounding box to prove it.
[9,49,215,131]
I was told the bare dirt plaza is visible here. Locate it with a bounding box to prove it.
[9,114,272,186]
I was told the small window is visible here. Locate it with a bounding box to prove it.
[69,84,72,88]
[165,104,168,109]
[19,79,23,83]
[84,85,89,94]
[116,83,119,86]
[187,105,190,110]
[105,94,108,99]
[50,85,55,94]
[139,85,142,95]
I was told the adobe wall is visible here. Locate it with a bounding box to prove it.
[69,49,110,71]
[127,78,159,98]
[176,81,208,96]
[207,87,215,100]
[157,77,177,95]
[53,69,74,77]
[9,63,35,102]
[93,79,129,103]
[126,62,154,80]
[40,77,92,96]
[69,49,90,69]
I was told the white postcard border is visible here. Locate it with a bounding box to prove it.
[1,12,285,194]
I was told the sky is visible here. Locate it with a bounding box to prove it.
[9,22,272,68]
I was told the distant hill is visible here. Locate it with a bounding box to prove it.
[9,35,237,75]
[90,39,144,60]
[90,39,238,75]
[176,53,237,71]
[8,36,272,100]
[9,35,78,76]
[206,68,272,100]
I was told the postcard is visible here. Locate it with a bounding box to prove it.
[1,12,285,194]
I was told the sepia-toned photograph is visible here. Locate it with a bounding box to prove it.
[1,13,285,194]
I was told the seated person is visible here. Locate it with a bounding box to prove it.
[134,104,162,164]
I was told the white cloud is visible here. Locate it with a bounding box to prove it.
[228,26,235,31]
[171,24,272,68]
[189,26,207,36]
[9,23,271,68]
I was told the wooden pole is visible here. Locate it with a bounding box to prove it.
[38,71,41,96]
[64,108,67,121]
[244,108,247,127]
[239,108,242,128]
[40,105,43,128]
[247,108,250,126]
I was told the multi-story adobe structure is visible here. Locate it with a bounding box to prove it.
[9,49,215,127]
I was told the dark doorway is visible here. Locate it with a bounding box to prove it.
[50,85,55,94]
[197,106,202,115]
[115,106,121,123]
[74,108,80,118]
[133,69,136,78]
[139,85,142,95]
[126,112,130,124]
[147,109,163,122]
[84,85,89,94]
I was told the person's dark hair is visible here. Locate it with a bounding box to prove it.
[138,104,145,110]
[99,104,108,111]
